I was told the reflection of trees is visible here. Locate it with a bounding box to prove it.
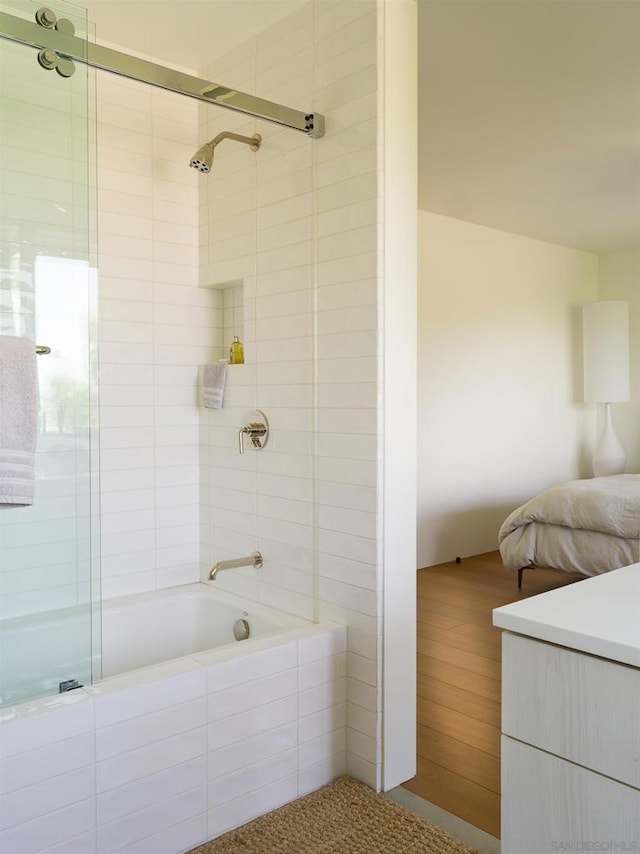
[47,376,90,434]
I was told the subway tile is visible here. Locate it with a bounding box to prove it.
[101,550,156,579]
[207,722,297,782]
[314,0,375,41]
[298,652,347,692]
[114,814,207,854]
[202,642,297,693]
[257,15,313,72]
[96,697,206,761]
[317,553,377,591]
[315,9,376,65]
[100,530,155,558]
[347,652,380,686]
[257,584,314,622]
[40,829,96,854]
[297,626,347,665]
[0,766,94,831]
[315,65,378,115]
[317,457,377,489]
[100,467,155,493]
[346,752,379,791]
[207,669,297,722]
[317,251,378,287]
[96,728,207,794]
[256,517,313,550]
[0,695,93,760]
[298,728,346,770]
[207,695,298,751]
[298,751,347,797]
[347,628,378,662]
[207,749,297,810]
[316,432,377,461]
[347,700,379,739]
[0,798,95,854]
[299,703,347,744]
[255,539,314,574]
[319,504,377,539]
[90,667,205,727]
[318,331,377,360]
[207,773,298,839]
[347,677,380,713]
[318,603,379,638]
[257,562,314,597]
[97,785,207,854]
[316,150,378,195]
[348,727,380,766]
[299,677,347,718]
[96,757,206,825]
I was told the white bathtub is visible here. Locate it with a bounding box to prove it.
[0,586,347,854]
[101,583,309,678]
[0,583,308,703]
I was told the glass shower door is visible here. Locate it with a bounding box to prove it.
[0,0,99,705]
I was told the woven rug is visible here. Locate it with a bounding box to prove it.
[188,776,480,854]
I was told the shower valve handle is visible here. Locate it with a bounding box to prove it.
[238,422,267,454]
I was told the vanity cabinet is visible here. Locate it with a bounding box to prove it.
[500,632,640,853]
[493,563,640,854]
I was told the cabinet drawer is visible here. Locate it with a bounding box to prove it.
[502,736,640,854]
[502,632,640,788]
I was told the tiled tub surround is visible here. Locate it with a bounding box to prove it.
[0,621,347,854]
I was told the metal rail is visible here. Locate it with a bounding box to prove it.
[0,11,324,137]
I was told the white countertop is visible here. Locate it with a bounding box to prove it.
[493,562,640,667]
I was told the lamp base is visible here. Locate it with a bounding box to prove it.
[592,403,626,477]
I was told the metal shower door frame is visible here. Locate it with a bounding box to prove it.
[0,9,325,138]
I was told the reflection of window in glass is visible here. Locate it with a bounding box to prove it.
[34,256,96,435]
[0,265,35,339]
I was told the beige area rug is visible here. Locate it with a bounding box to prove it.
[188,776,480,854]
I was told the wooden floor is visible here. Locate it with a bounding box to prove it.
[402,551,582,838]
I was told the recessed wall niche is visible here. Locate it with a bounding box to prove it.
[201,278,244,363]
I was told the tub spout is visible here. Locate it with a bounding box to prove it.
[209,551,263,580]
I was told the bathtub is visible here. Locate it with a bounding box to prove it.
[101,582,309,678]
[0,585,347,854]
[0,583,307,703]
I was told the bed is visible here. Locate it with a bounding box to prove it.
[499,474,640,588]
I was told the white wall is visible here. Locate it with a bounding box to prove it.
[598,248,640,473]
[417,210,599,568]
[96,73,219,599]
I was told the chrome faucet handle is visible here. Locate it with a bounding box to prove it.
[238,411,269,454]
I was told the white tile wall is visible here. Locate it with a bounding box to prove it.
[95,74,219,599]
[0,623,346,854]
[196,0,382,788]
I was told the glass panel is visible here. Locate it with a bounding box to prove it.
[0,0,99,706]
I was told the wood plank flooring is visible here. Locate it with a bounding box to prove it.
[403,551,582,837]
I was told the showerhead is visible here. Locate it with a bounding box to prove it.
[190,142,214,173]
[189,132,261,173]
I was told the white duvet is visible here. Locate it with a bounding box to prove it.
[499,474,640,576]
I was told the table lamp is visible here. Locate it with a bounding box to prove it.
[582,300,630,477]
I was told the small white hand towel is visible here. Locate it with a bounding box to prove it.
[202,362,228,409]
[0,335,38,506]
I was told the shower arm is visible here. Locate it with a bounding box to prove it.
[208,131,261,152]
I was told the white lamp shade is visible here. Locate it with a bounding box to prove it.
[582,300,630,403]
